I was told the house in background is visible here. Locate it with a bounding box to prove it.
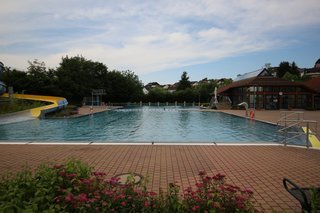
[302,58,320,78]
[217,68,320,110]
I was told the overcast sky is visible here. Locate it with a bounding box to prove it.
[1,0,319,84]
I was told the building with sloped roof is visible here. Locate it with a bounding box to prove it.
[315,58,320,68]
[217,68,320,110]
[301,58,320,78]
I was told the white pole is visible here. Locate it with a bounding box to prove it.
[214,87,218,103]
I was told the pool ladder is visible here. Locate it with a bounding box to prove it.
[276,111,318,148]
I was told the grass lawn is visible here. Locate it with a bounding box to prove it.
[0,97,48,115]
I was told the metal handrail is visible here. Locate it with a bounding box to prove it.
[278,122,302,132]
[277,111,318,148]
[277,111,304,125]
[278,119,317,123]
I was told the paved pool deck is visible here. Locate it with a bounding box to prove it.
[0,109,320,212]
[218,109,320,137]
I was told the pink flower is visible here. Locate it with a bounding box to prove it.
[213,173,225,181]
[211,201,219,208]
[192,205,200,211]
[89,198,98,203]
[66,173,77,179]
[225,185,237,193]
[92,171,106,177]
[77,193,89,202]
[65,193,74,202]
[109,177,120,185]
[237,203,245,209]
[236,195,246,203]
[59,171,66,177]
[195,182,204,188]
[144,201,150,207]
[81,178,93,185]
[120,201,126,206]
[148,191,157,196]
[203,176,212,183]
[103,190,113,196]
[184,187,192,193]
[118,194,125,199]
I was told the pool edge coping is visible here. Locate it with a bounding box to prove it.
[0,141,319,150]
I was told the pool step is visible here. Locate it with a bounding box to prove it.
[302,127,320,148]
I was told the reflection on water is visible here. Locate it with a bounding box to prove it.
[0,106,293,143]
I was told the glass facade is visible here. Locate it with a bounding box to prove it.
[281,95,294,109]
[315,96,320,110]
[265,95,279,109]
[229,85,314,110]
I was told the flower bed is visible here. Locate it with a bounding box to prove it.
[0,159,256,212]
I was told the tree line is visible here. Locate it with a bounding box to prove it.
[0,56,144,103]
[143,71,232,103]
[0,57,233,104]
[275,61,309,81]
[1,57,305,105]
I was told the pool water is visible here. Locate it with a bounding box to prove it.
[0,106,291,143]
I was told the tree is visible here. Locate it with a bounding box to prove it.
[0,67,29,93]
[146,87,169,102]
[106,70,143,102]
[276,61,300,79]
[26,59,57,95]
[55,56,109,101]
[177,71,191,91]
[283,72,300,82]
[290,61,300,77]
[196,80,218,103]
[277,61,291,78]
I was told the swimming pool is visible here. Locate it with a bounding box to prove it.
[0,106,294,144]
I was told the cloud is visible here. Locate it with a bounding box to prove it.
[0,0,319,73]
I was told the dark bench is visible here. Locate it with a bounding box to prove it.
[283,178,320,213]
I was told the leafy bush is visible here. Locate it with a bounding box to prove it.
[45,105,79,118]
[183,171,254,212]
[0,159,256,212]
[0,159,92,212]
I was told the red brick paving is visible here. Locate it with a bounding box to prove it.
[1,144,320,212]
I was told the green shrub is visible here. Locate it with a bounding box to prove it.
[0,159,256,212]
